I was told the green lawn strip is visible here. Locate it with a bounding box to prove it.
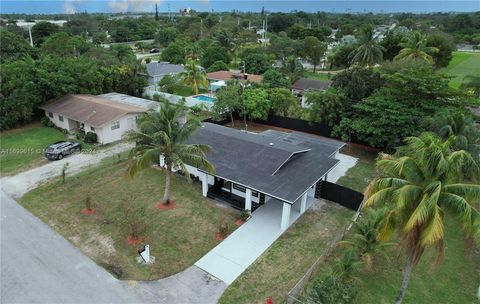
[443,52,480,89]
[303,71,334,81]
[0,124,66,175]
[336,146,377,193]
[307,214,480,304]
[172,85,208,97]
[219,203,354,304]
[19,161,238,280]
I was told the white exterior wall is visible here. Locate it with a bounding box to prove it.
[45,111,71,130]
[96,114,139,144]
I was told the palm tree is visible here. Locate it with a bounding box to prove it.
[340,208,392,269]
[281,56,304,85]
[181,58,209,95]
[364,133,480,304]
[394,31,439,64]
[350,25,384,67]
[125,101,215,205]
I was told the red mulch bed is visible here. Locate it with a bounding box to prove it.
[81,208,96,215]
[235,219,245,226]
[156,201,176,210]
[215,233,228,241]
[126,236,143,245]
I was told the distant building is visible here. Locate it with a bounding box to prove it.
[144,62,184,85]
[292,78,331,108]
[339,35,357,45]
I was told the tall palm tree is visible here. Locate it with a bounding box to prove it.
[364,133,480,304]
[281,56,304,85]
[125,101,215,205]
[394,31,439,64]
[181,58,209,95]
[350,25,384,67]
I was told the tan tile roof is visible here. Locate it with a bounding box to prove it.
[40,94,146,127]
[206,70,263,83]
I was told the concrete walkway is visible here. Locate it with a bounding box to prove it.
[328,152,358,184]
[195,196,316,284]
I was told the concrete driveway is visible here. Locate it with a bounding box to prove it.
[1,142,133,198]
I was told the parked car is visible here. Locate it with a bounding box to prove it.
[149,48,159,53]
[44,141,81,160]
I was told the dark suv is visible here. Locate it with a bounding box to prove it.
[44,141,81,160]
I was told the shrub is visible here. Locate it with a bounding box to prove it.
[85,195,92,210]
[145,57,151,64]
[308,272,358,304]
[218,219,229,237]
[40,116,54,127]
[84,132,97,144]
[239,209,250,221]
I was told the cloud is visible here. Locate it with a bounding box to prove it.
[64,0,85,14]
[108,0,129,13]
[108,0,161,13]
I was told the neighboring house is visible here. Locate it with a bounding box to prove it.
[40,93,157,144]
[292,78,331,107]
[206,70,263,88]
[178,123,344,230]
[339,34,357,45]
[144,62,185,85]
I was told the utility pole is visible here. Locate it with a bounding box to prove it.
[155,3,159,21]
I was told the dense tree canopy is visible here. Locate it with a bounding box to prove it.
[0,28,33,63]
[31,21,60,46]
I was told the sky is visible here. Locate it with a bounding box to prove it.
[0,0,479,14]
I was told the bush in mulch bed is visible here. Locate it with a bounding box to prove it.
[122,197,148,246]
[156,200,176,210]
[216,219,230,241]
[81,195,96,215]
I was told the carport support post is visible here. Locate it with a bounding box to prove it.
[245,188,252,211]
[281,203,291,230]
[201,173,208,197]
[300,192,307,214]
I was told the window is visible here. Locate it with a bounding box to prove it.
[58,115,64,122]
[48,112,53,118]
[90,126,95,131]
[111,121,120,130]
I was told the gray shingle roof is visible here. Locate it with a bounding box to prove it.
[146,62,184,77]
[188,123,344,203]
[292,78,330,91]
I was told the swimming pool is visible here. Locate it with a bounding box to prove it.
[192,94,216,103]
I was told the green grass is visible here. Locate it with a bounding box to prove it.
[19,160,238,280]
[172,85,208,97]
[219,202,354,304]
[303,71,335,81]
[0,123,66,175]
[443,51,480,89]
[336,146,378,193]
[307,215,480,304]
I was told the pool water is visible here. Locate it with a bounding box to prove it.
[192,95,216,103]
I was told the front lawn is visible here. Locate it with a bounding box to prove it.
[0,123,66,175]
[303,71,336,81]
[20,159,238,280]
[219,202,354,304]
[0,123,97,176]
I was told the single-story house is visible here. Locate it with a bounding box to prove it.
[176,123,344,230]
[292,78,331,107]
[40,93,158,144]
[144,62,184,85]
[206,70,263,87]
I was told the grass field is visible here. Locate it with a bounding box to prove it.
[303,71,335,81]
[306,214,480,304]
[0,123,66,175]
[336,145,378,193]
[172,85,208,97]
[443,51,480,89]
[20,160,239,280]
[218,202,353,304]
